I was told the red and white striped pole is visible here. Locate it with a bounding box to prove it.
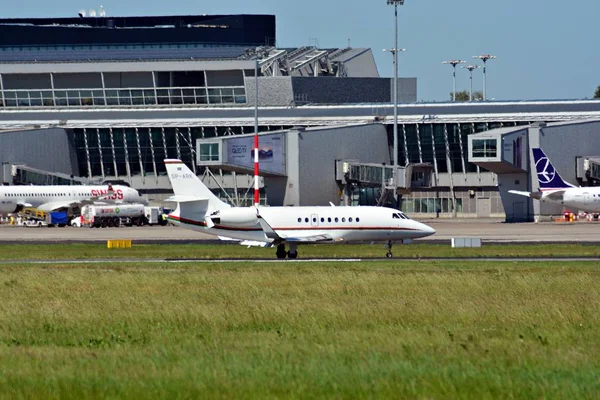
[253,59,260,207]
[254,131,260,206]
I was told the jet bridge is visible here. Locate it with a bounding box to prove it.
[576,156,600,186]
[2,163,100,186]
[335,160,432,205]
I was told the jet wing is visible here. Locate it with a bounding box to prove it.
[257,214,334,243]
[217,236,272,248]
[37,200,83,212]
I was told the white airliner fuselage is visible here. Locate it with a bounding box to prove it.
[509,148,600,214]
[168,204,435,244]
[164,158,435,258]
[536,188,600,213]
[0,185,145,214]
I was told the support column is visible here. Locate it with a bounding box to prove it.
[122,128,132,180]
[457,123,467,177]
[96,128,105,179]
[430,124,439,186]
[402,123,409,166]
[109,128,118,178]
[151,71,158,105]
[0,73,5,107]
[100,72,107,106]
[148,128,158,182]
[161,127,168,159]
[416,123,423,163]
[188,127,196,174]
[49,73,56,106]
[135,127,145,183]
[443,124,457,217]
[82,128,92,179]
[175,127,182,160]
[472,122,481,180]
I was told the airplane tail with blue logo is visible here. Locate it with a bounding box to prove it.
[531,148,576,190]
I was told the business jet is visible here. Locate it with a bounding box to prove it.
[509,148,600,212]
[164,159,435,258]
[0,183,146,214]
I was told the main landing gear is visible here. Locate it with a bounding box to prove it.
[275,243,298,259]
[385,240,393,258]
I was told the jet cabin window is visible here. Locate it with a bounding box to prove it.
[393,212,410,220]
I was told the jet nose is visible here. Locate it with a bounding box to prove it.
[416,222,435,238]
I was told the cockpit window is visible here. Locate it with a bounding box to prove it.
[393,212,410,220]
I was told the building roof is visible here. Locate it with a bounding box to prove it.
[0,46,250,63]
[2,100,600,129]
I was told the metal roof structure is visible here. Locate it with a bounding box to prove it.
[1,100,600,129]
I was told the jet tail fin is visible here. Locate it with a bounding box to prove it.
[532,148,576,190]
[164,159,229,212]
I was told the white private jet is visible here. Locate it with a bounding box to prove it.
[164,159,435,258]
[509,148,600,212]
[0,183,146,214]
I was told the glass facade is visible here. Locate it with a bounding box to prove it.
[69,121,537,180]
[390,121,534,177]
[70,125,295,179]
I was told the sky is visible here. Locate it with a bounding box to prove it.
[4,0,600,102]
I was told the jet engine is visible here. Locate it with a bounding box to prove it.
[208,208,258,228]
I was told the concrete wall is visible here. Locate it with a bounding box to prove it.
[290,77,417,105]
[244,76,294,107]
[0,128,78,175]
[296,124,390,206]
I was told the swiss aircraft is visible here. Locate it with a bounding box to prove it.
[509,148,600,212]
[0,183,146,214]
[164,159,435,258]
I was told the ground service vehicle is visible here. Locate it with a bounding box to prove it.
[82,204,146,228]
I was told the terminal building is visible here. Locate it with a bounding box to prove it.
[1,12,600,220]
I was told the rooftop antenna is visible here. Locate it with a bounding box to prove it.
[89,9,97,17]
[78,9,86,18]
[98,5,106,17]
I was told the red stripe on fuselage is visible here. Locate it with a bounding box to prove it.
[168,215,417,232]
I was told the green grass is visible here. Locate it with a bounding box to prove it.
[2,242,600,260]
[1,260,599,398]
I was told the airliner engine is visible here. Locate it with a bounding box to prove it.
[209,207,258,227]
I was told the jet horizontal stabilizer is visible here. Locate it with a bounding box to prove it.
[165,195,208,203]
[508,190,542,200]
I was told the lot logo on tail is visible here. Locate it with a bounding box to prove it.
[532,148,573,189]
[535,156,556,184]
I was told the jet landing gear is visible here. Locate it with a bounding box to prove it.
[275,243,298,259]
[385,241,393,258]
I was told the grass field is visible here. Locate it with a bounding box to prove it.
[1,258,599,398]
[2,242,600,260]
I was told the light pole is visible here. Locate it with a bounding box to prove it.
[442,60,465,101]
[386,0,405,207]
[461,65,480,101]
[472,54,496,101]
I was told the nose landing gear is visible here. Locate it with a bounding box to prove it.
[385,240,393,258]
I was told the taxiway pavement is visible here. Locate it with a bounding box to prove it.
[0,219,598,244]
